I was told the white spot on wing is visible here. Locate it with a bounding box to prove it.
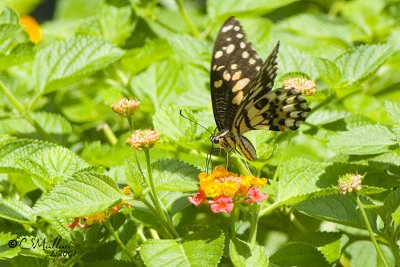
[232,71,242,81]
[249,58,256,64]
[226,44,235,54]
[240,42,246,49]
[255,66,261,71]
[232,91,244,104]
[222,25,233,32]
[223,71,231,81]
[232,78,250,92]
[231,64,237,70]
[242,51,249,58]
[215,51,223,58]
[214,80,223,88]
[216,66,225,71]
[236,33,243,38]
[234,26,240,31]
[212,65,217,70]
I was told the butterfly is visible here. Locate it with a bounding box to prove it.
[209,17,311,161]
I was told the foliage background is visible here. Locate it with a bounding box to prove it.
[0,0,400,266]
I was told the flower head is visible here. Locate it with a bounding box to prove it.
[210,196,234,213]
[111,98,141,117]
[188,166,268,213]
[20,16,41,43]
[126,129,160,151]
[338,173,364,195]
[283,78,317,96]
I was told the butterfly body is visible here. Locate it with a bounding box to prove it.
[210,17,310,161]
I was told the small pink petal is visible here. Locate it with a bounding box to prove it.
[247,187,267,203]
[210,196,234,213]
[188,190,206,206]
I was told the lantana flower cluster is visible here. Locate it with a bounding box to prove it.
[283,78,317,96]
[338,173,364,195]
[189,166,268,213]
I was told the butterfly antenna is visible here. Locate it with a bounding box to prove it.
[179,109,213,135]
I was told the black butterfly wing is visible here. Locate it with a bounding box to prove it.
[210,16,263,131]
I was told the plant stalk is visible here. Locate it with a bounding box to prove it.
[248,204,260,244]
[356,195,389,267]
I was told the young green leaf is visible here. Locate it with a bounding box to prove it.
[153,105,197,142]
[384,101,400,124]
[314,57,342,87]
[152,158,199,192]
[230,238,268,267]
[0,232,20,259]
[335,44,396,84]
[0,137,55,172]
[33,36,124,93]
[327,124,397,155]
[33,170,124,218]
[141,226,224,267]
[17,146,88,189]
[121,39,173,75]
[124,159,145,196]
[279,45,318,79]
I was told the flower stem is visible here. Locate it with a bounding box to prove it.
[356,194,389,267]
[100,123,118,145]
[176,0,200,38]
[0,79,54,142]
[144,149,179,238]
[230,207,238,239]
[248,204,260,244]
[104,220,139,264]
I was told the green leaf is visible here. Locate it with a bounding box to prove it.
[296,195,378,230]
[141,226,224,267]
[0,232,20,259]
[152,158,199,192]
[0,197,33,223]
[207,0,299,18]
[98,0,135,45]
[279,45,318,79]
[33,170,124,217]
[277,158,334,203]
[81,141,132,168]
[270,242,329,267]
[0,137,55,172]
[0,42,35,70]
[314,57,342,87]
[33,36,124,93]
[335,44,396,84]
[121,39,173,74]
[124,159,145,196]
[130,60,180,109]
[293,232,342,264]
[153,105,197,142]
[168,34,209,67]
[387,190,400,224]
[306,107,350,126]
[277,14,351,42]
[230,238,268,267]
[17,146,88,189]
[384,101,400,124]
[327,124,397,155]
[345,241,394,267]
[32,112,73,143]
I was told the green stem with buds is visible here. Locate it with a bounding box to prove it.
[356,194,389,267]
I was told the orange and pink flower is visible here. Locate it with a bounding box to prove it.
[188,166,268,213]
